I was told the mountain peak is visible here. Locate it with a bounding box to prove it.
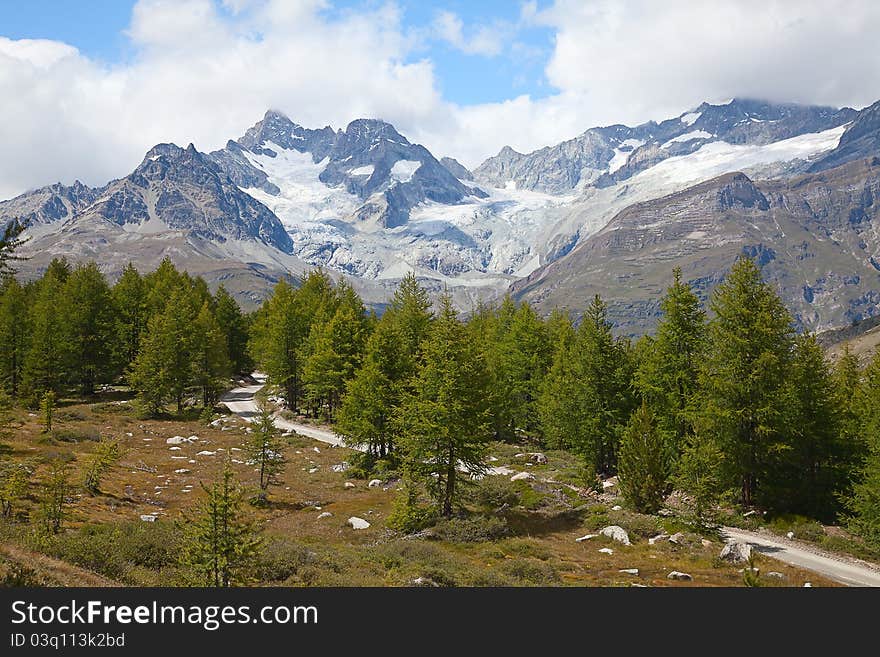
[343,118,408,144]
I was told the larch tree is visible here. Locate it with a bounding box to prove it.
[191,301,232,409]
[112,263,147,370]
[0,277,29,397]
[243,406,285,503]
[396,295,492,517]
[696,257,794,508]
[214,285,251,375]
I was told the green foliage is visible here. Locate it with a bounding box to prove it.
[112,263,147,370]
[213,285,251,375]
[191,301,232,408]
[846,352,880,548]
[0,219,27,276]
[243,405,285,502]
[433,515,509,543]
[618,403,671,514]
[395,295,492,516]
[180,463,261,587]
[673,433,730,529]
[37,460,69,534]
[40,391,55,433]
[695,257,794,507]
[0,461,30,518]
[22,263,69,400]
[0,277,29,397]
[81,438,122,495]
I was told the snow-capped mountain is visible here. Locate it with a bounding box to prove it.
[3,97,879,330]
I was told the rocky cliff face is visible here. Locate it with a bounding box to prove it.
[512,159,880,334]
[0,180,97,229]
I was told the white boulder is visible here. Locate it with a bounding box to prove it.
[598,548,614,555]
[347,516,371,530]
[368,479,383,488]
[510,472,535,482]
[667,571,693,581]
[720,541,752,564]
[166,436,186,445]
[575,534,597,543]
[600,525,631,545]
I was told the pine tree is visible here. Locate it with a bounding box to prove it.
[41,391,55,433]
[0,389,12,445]
[537,313,579,451]
[618,403,671,513]
[0,461,30,518]
[385,272,432,362]
[130,287,198,415]
[847,352,880,548]
[142,257,186,320]
[0,277,30,397]
[635,268,706,454]
[395,296,491,516]
[191,302,232,409]
[38,460,68,534]
[696,257,794,507]
[180,463,261,586]
[61,262,116,395]
[243,406,285,503]
[772,334,843,519]
[0,219,28,276]
[834,346,868,480]
[249,280,307,412]
[112,263,147,370]
[213,286,251,375]
[336,341,394,457]
[82,438,122,495]
[22,265,69,399]
[673,433,729,529]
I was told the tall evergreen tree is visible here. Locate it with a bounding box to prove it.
[336,336,394,457]
[112,263,147,370]
[696,257,793,507]
[243,406,285,503]
[130,287,198,414]
[635,268,706,454]
[0,219,27,276]
[396,296,491,516]
[846,351,880,548]
[0,277,29,397]
[22,264,70,399]
[214,286,251,375]
[61,262,116,395]
[834,346,868,481]
[191,302,232,409]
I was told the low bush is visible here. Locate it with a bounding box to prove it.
[434,515,509,543]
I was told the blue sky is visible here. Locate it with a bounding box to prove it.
[0,0,556,105]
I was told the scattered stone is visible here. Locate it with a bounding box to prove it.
[170,456,187,460]
[317,512,333,520]
[196,450,216,456]
[166,436,187,445]
[648,533,669,545]
[669,532,686,545]
[786,531,795,540]
[804,582,812,587]
[701,539,713,547]
[344,482,356,489]
[767,571,785,579]
[602,476,618,489]
[140,515,157,522]
[412,577,439,587]
[187,435,199,442]
[169,446,181,451]
[667,571,693,581]
[308,468,319,474]
[174,469,190,474]
[599,525,631,545]
[313,447,321,453]
[720,541,752,564]
[230,447,241,452]
[743,510,758,517]
[331,463,349,473]
[631,583,648,588]
[619,568,639,575]
[575,534,597,543]
[510,472,535,482]
[611,505,623,511]
[530,453,547,464]
[598,548,614,555]
[347,516,370,530]
[368,479,383,488]
[487,456,499,462]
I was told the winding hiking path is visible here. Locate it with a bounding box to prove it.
[721,527,880,587]
[220,377,347,448]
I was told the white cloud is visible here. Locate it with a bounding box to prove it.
[2,0,880,200]
[431,10,506,57]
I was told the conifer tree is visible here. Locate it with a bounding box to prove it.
[61,262,116,395]
[82,438,122,495]
[538,313,579,451]
[834,346,868,479]
[696,257,793,507]
[396,296,491,516]
[673,432,729,529]
[41,391,54,433]
[130,287,197,415]
[618,403,671,513]
[385,272,432,362]
[142,257,186,320]
[336,338,394,457]
[0,461,29,518]
[213,286,251,374]
[192,302,232,409]
[22,265,69,399]
[243,406,285,503]
[112,263,147,370]
[181,463,261,586]
[847,352,880,548]
[635,268,706,453]
[0,219,27,276]
[38,460,68,534]
[249,280,307,411]
[0,277,29,397]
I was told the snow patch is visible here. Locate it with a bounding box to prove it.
[608,139,645,174]
[680,111,702,126]
[350,164,374,176]
[390,159,421,183]
[661,130,714,148]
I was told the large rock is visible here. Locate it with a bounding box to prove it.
[720,541,752,564]
[600,525,631,546]
[347,516,371,530]
[510,472,536,482]
[368,479,383,488]
[667,571,693,581]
